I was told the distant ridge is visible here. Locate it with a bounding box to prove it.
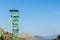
[34,35,48,40]
[45,35,58,40]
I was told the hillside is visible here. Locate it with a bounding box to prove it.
[0,28,38,40]
[0,28,25,40]
[0,27,57,40]
[20,32,37,40]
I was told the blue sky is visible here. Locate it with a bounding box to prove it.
[0,0,60,36]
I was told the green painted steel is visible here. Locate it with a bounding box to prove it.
[0,10,19,40]
[13,21,19,25]
[9,10,19,40]
[11,14,19,17]
[0,17,13,37]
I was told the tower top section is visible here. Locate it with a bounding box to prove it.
[9,10,18,12]
[9,9,19,17]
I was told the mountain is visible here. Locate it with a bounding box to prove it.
[20,32,58,40]
[20,32,37,40]
[45,35,58,40]
[0,27,59,40]
[34,35,48,40]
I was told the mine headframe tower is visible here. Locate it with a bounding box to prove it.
[9,9,19,40]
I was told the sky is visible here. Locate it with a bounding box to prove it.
[0,0,60,36]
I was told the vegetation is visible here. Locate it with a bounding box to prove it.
[0,32,25,40]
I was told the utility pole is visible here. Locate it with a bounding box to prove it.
[9,10,19,40]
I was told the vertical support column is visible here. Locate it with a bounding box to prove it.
[9,10,19,40]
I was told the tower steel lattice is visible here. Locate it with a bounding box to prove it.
[9,10,19,40]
